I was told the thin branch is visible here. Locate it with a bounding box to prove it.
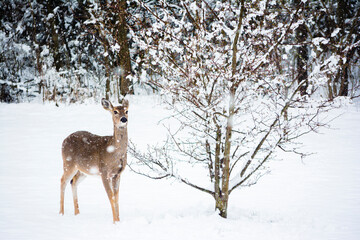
[229,138,281,194]
[229,150,250,175]
[128,140,214,196]
[182,1,201,30]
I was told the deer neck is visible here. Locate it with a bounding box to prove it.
[112,126,128,155]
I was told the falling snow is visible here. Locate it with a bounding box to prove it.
[89,167,99,175]
[107,145,115,153]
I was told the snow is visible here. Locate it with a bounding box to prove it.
[89,167,99,175]
[331,28,341,37]
[0,96,360,239]
[106,145,115,153]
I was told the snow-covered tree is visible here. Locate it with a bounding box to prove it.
[84,0,135,100]
[0,0,38,102]
[129,0,357,218]
[0,0,135,103]
[306,0,360,99]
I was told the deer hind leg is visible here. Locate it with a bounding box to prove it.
[71,171,86,215]
[101,174,118,223]
[60,167,77,215]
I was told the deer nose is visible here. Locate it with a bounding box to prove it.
[120,117,127,123]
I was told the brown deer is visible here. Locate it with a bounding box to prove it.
[59,98,129,223]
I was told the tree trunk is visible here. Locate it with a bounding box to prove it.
[47,1,61,72]
[215,192,229,218]
[336,0,349,96]
[338,61,349,96]
[104,44,111,100]
[116,0,133,96]
[214,126,227,217]
[294,0,308,96]
[215,109,233,218]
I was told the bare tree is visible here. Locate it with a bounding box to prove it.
[128,0,345,218]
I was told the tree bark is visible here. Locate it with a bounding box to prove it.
[294,0,308,96]
[116,0,133,96]
[104,44,111,100]
[336,0,349,96]
[214,126,225,217]
[47,1,61,72]
[217,90,234,219]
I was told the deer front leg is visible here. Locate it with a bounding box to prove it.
[112,173,121,222]
[101,173,118,223]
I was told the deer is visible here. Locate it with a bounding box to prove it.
[59,98,129,223]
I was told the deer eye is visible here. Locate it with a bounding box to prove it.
[125,110,128,114]
[113,111,119,115]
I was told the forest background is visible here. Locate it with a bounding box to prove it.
[0,0,359,103]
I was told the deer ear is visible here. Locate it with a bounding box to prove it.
[101,98,113,111]
[122,99,129,109]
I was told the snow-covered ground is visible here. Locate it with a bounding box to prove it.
[0,96,359,240]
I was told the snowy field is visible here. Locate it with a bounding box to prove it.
[0,95,360,240]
